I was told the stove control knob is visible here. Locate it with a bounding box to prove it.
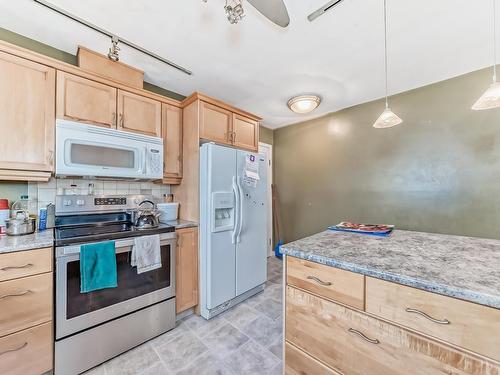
[76,199,85,206]
[63,199,72,206]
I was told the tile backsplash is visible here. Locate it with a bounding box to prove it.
[28,178,170,214]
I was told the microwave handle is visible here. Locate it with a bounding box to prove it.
[143,147,148,175]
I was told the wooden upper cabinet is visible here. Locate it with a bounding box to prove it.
[162,104,183,181]
[117,90,161,137]
[56,71,117,128]
[0,52,55,172]
[176,227,199,314]
[232,113,259,151]
[200,101,232,145]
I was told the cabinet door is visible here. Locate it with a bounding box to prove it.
[117,90,161,137]
[200,101,232,145]
[286,286,499,375]
[162,104,183,180]
[0,52,55,172]
[232,114,259,151]
[285,342,342,375]
[56,71,117,128]
[176,227,198,313]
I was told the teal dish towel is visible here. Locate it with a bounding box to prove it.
[80,241,118,293]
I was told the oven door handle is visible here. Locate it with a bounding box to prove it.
[56,234,176,257]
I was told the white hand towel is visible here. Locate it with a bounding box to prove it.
[131,234,162,274]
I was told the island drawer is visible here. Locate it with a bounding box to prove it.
[0,322,53,375]
[285,342,342,375]
[286,256,364,310]
[286,286,500,375]
[365,277,500,361]
[0,273,53,337]
[0,248,52,282]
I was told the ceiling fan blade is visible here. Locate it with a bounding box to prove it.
[247,0,290,27]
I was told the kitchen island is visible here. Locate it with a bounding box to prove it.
[281,229,500,375]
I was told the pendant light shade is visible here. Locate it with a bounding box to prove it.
[472,0,500,110]
[472,82,500,110]
[373,0,403,128]
[373,107,403,128]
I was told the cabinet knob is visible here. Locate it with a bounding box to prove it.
[119,113,124,127]
[47,150,54,164]
[405,308,451,325]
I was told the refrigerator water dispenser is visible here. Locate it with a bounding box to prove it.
[212,192,234,232]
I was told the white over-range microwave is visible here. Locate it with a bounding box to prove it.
[55,119,163,180]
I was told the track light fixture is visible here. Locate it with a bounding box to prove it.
[107,36,120,62]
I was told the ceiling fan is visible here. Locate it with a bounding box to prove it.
[203,0,290,28]
[204,0,344,27]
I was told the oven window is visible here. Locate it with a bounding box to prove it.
[66,244,171,319]
[70,143,135,168]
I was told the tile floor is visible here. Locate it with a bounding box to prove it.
[84,256,284,375]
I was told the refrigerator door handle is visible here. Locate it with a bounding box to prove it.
[236,176,244,243]
[231,176,240,244]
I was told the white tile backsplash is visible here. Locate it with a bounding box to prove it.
[34,178,171,213]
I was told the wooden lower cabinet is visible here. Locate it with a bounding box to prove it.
[0,322,52,375]
[175,227,199,313]
[285,342,341,375]
[286,256,364,310]
[0,247,52,282]
[0,273,52,337]
[366,276,500,361]
[286,286,499,375]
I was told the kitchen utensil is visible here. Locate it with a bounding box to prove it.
[5,211,36,236]
[157,202,179,222]
[133,200,161,229]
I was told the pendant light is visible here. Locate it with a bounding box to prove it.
[373,0,403,128]
[472,0,500,110]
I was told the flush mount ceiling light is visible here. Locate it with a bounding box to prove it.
[373,0,403,129]
[472,0,500,110]
[287,95,321,114]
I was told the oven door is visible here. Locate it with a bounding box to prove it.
[55,233,176,340]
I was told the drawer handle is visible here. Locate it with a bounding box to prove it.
[0,290,32,300]
[0,263,33,271]
[307,275,332,286]
[405,308,450,325]
[0,342,28,357]
[348,328,380,344]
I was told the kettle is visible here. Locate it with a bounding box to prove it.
[133,200,161,229]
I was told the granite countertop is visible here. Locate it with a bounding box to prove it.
[166,219,198,230]
[281,230,500,309]
[0,230,54,254]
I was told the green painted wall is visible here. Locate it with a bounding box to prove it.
[274,67,500,242]
[259,125,274,145]
[0,182,27,204]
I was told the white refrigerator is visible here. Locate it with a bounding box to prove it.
[199,143,268,319]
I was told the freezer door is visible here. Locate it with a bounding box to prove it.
[200,144,237,310]
[235,150,268,295]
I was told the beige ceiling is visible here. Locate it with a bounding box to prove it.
[0,0,495,128]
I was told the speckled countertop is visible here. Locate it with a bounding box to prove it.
[281,230,500,309]
[166,219,198,230]
[0,230,54,254]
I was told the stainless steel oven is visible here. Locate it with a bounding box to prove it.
[53,195,177,375]
[55,233,176,339]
